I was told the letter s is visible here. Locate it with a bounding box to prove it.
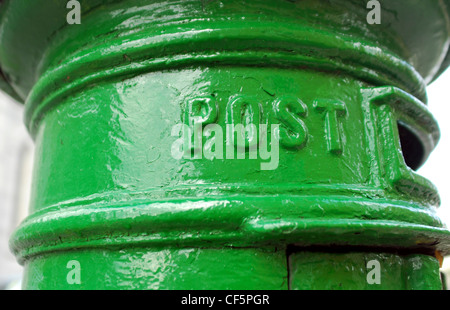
[273,95,308,148]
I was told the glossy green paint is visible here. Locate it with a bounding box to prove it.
[1,0,450,289]
[24,247,288,290]
[289,251,442,290]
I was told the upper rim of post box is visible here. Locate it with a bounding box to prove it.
[0,0,449,104]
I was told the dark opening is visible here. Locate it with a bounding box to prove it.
[397,122,425,171]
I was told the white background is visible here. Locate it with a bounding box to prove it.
[419,68,450,228]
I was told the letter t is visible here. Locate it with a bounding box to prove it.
[314,99,347,155]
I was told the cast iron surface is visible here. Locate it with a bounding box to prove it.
[0,0,449,289]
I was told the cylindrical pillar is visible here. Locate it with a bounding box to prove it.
[1,0,450,289]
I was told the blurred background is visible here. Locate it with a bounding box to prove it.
[0,68,449,290]
[0,88,33,290]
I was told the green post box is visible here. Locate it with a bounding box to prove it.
[1,0,450,289]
